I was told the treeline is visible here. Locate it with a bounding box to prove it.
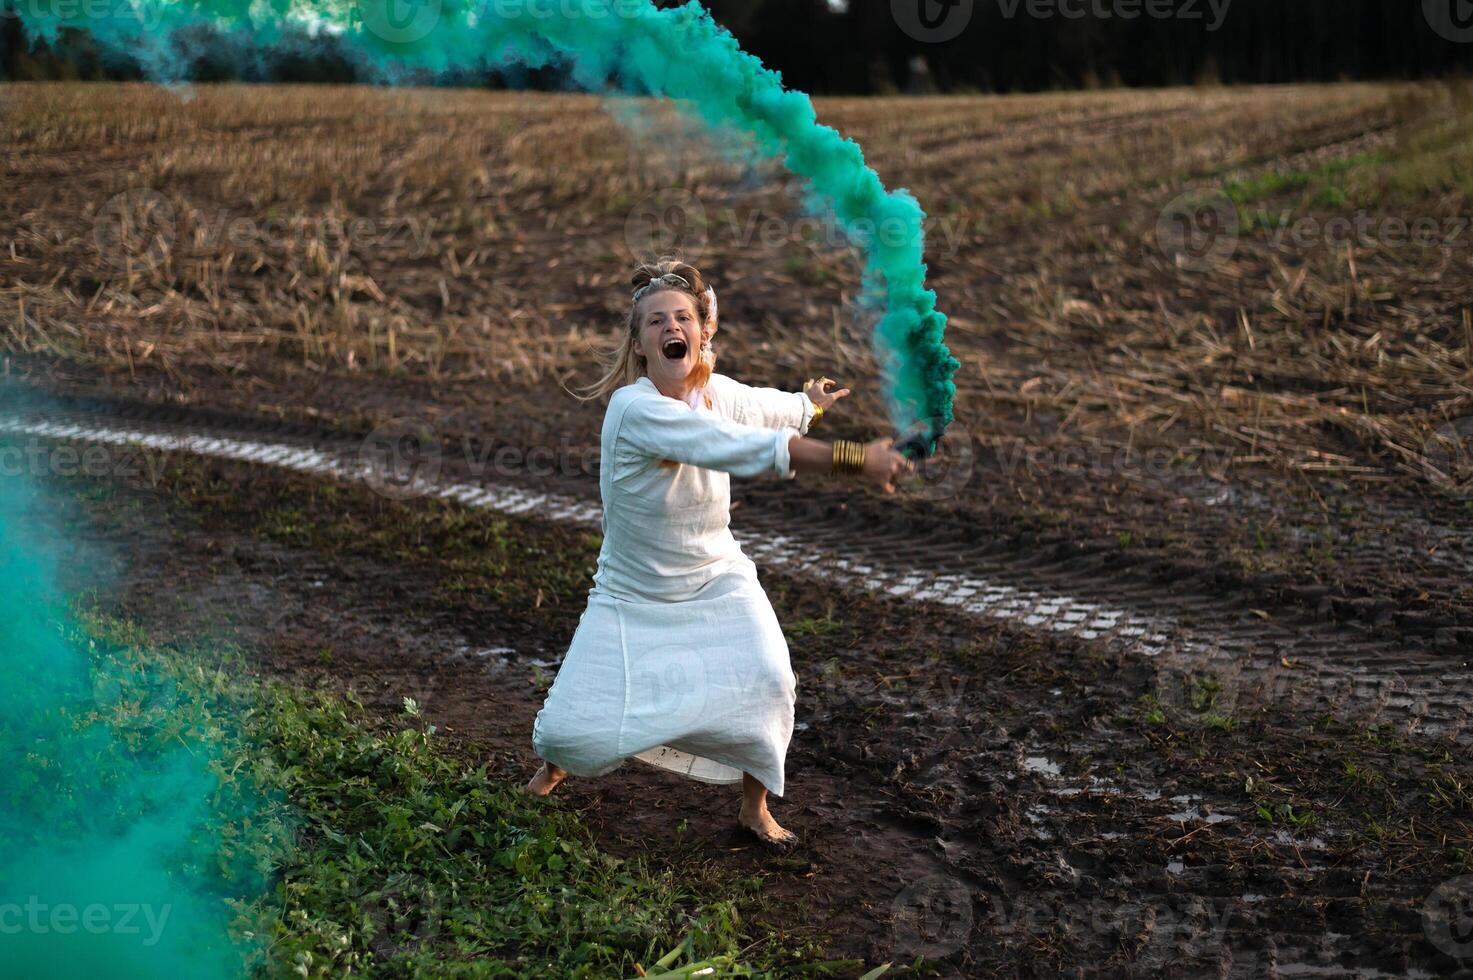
[716,0,1473,92]
[4,0,1472,92]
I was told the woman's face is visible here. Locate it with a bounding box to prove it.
[632,289,712,389]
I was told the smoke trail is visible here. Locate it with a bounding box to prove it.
[13,0,960,450]
[0,436,274,976]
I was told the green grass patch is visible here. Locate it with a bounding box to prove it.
[57,613,848,978]
[1227,153,1384,230]
[783,615,842,640]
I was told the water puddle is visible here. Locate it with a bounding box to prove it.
[1023,755,1062,776]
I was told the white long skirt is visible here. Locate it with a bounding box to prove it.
[531,568,798,796]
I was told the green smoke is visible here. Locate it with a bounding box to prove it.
[0,456,273,976]
[14,0,960,448]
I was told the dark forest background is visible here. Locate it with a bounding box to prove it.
[4,0,1473,92]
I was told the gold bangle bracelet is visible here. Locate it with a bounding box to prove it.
[831,439,866,476]
[809,402,824,428]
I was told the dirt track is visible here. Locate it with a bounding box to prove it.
[5,82,1473,975]
[10,387,1471,977]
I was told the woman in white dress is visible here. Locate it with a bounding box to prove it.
[523,259,912,849]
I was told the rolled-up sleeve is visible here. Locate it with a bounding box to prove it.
[709,374,815,434]
[616,391,799,478]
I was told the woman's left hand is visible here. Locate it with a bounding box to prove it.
[804,377,851,411]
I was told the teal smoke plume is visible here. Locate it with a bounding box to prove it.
[0,460,272,976]
[15,0,960,450]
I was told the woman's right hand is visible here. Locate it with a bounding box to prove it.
[862,437,915,494]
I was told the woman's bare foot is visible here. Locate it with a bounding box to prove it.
[522,762,568,796]
[737,773,798,851]
[737,805,798,850]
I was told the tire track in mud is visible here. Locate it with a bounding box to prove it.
[2,396,1467,748]
[5,399,1464,976]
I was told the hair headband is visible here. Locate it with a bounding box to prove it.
[631,273,718,322]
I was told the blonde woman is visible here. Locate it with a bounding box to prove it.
[524,259,912,850]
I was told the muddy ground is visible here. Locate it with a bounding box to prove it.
[25,426,1472,978]
[5,83,1473,977]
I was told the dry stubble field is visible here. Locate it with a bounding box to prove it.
[3,81,1473,976]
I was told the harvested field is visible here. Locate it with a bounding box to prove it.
[2,81,1471,976]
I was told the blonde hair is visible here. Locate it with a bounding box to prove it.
[571,257,718,404]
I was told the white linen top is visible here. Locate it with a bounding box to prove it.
[592,372,816,603]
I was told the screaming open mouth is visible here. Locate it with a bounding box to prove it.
[661,339,689,360]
